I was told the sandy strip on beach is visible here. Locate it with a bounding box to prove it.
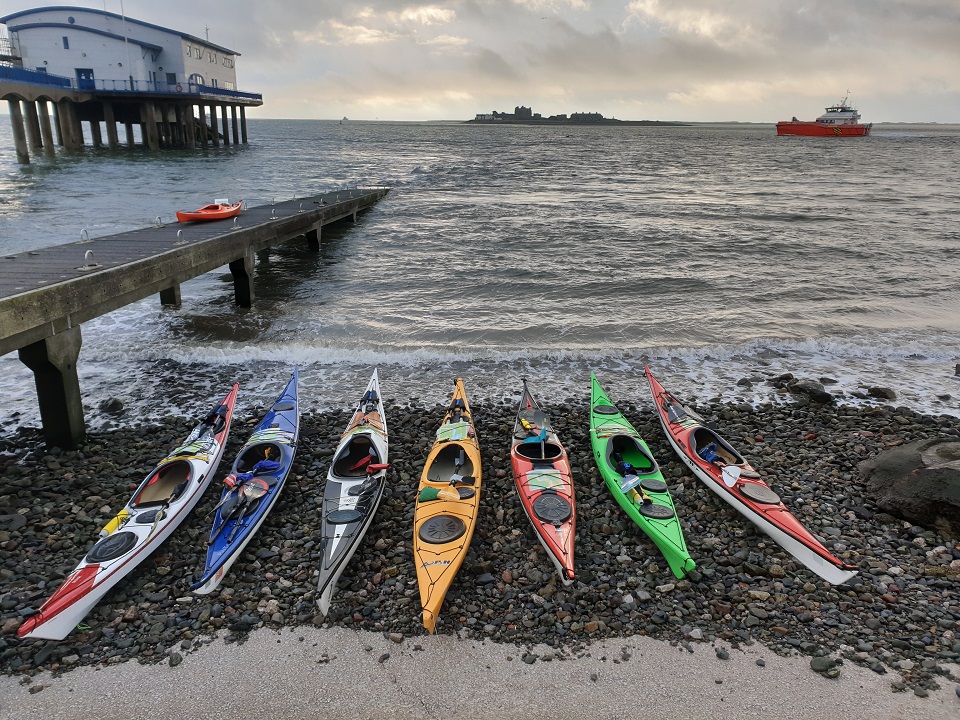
[0,627,956,720]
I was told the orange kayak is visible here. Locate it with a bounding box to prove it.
[176,201,243,223]
[413,378,482,634]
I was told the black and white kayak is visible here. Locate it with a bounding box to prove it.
[316,369,389,615]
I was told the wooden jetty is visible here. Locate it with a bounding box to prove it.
[0,188,389,448]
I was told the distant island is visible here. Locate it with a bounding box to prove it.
[466,105,686,127]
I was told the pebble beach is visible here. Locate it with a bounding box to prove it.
[2,385,960,712]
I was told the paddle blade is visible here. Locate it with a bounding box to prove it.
[721,466,741,488]
[242,478,269,499]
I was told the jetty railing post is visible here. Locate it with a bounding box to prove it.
[24,100,43,152]
[229,250,255,307]
[7,98,31,164]
[37,101,56,156]
[240,106,248,143]
[18,326,85,449]
[103,100,120,149]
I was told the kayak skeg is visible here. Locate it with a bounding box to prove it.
[589,372,695,579]
[193,370,300,595]
[18,384,239,640]
[510,380,576,585]
[316,369,390,615]
[645,366,858,585]
[413,378,482,634]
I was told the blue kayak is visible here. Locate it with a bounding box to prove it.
[192,370,300,594]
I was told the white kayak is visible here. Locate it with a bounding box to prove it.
[18,384,239,640]
[315,369,390,615]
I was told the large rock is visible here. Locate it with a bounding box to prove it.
[859,439,960,536]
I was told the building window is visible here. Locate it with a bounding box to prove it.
[36,66,47,73]
[166,72,177,85]
[62,36,69,49]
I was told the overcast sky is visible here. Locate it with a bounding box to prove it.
[3,0,960,122]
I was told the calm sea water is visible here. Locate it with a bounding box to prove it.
[1,118,959,428]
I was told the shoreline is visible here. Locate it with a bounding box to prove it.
[1,625,957,720]
[1,395,959,701]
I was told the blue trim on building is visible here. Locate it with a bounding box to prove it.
[0,64,72,88]
[0,6,240,56]
[6,22,164,52]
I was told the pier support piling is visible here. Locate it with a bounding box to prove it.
[52,102,64,146]
[8,99,30,164]
[231,105,239,146]
[240,106,248,143]
[220,104,230,144]
[229,251,255,307]
[37,101,56,155]
[103,101,119,149]
[210,105,220,146]
[18,326,85,449]
[159,283,182,307]
[24,101,43,152]
[89,120,103,149]
[306,225,321,251]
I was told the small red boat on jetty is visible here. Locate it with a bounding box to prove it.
[176,200,243,223]
[777,95,871,137]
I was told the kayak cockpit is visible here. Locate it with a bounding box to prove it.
[604,435,659,475]
[427,444,475,483]
[332,435,382,477]
[515,441,563,461]
[689,427,745,466]
[133,460,192,506]
[236,443,283,474]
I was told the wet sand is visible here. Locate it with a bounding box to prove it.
[1,626,956,720]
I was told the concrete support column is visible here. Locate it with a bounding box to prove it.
[160,283,182,307]
[139,122,147,146]
[23,101,43,151]
[141,102,160,151]
[306,224,321,252]
[229,251,255,307]
[125,122,135,147]
[184,104,196,149]
[37,101,56,156]
[7,99,30,164]
[103,101,119,149]
[240,106,248,143]
[162,105,174,146]
[58,99,83,151]
[89,120,103,149]
[198,105,209,147]
[51,102,64,146]
[220,104,229,145]
[231,105,239,146]
[210,105,220,146]
[18,326,85,449]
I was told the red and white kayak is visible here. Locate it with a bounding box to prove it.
[510,380,576,585]
[176,200,243,223]
[17,384,239,640]
[645,367,858,585]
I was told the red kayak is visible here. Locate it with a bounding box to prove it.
[510,380,576,585]
[645,366,858,585]
[176,200,243,223]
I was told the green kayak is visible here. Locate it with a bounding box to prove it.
[589,372,695,579]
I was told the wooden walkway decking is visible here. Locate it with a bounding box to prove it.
[0,187,390,446]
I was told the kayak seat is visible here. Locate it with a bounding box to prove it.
[606,436,657,476]
[134,460,192,506]
[334,437,380,477]
[237,444,283,474]
[690,428,743,466]
[427,444,474,483]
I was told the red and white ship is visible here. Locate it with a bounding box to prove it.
[777,94,872,136]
